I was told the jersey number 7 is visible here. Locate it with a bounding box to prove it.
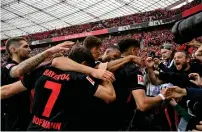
[42,80,62,118]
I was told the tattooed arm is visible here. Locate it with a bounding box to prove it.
[10,41,73,78]
[10,51,50,78]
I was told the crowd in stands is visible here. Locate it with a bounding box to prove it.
[1,27,202,65]
[1,0,201,45]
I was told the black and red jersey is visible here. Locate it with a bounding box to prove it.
[1,61,31,130]
[109,61,145,130]
[1,61,19,86]
[88,61,146,130]
[21,66,100,131]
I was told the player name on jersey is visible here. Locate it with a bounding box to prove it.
[32,115,62,130]
[43,69,70,81]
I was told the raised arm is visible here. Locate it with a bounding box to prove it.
[145,57,163,85]
[52,57,115,82]
[165,86,202,102]
[107,55,143,72]
[10,41,73,78]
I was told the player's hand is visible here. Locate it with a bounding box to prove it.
[130,55,145,67]
[91,69,115,82]
[145,57,154,68]
[164,86,187,99]
[160,88,171,100]
[47,41,74,54]
[160,88,166,95]
[153,70,159,76]
[189,73,202,87]
[160,88,172,100]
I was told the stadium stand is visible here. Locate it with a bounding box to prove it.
[1,0,202,131]
[1,0,201,45]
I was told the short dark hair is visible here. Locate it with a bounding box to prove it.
[175,50,190,58]
[68,46,95,67]
[83,36,102,50]
[118,39,140,53]
[5,37,27,57]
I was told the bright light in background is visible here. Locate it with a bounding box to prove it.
[1,0,197,39]
[171,0,194,9]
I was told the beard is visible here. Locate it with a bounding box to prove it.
[21,54,30,61]
[180,62,188,71]
[175,61,188,71]
[182,62,188,71]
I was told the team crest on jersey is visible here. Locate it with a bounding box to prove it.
[137,74,144,85]
[86,76,95,86]
[6,63,15,69]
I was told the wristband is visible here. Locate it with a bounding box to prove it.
[158,94,165,100]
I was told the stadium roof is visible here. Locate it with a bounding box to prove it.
[1,0,192,40]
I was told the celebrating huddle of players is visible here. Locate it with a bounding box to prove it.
[1,36,202,131]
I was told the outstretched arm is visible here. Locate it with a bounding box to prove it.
[145,57,163,85]
[107,55,143,72]
[147,68,163,85]
[132,89,164,111]
[1,81,27,99]
[10,41,73,78]
[52,57,115,82]
[165,86,202,102]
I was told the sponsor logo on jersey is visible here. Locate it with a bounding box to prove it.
[86,76,95,86]
[43,69,70,81]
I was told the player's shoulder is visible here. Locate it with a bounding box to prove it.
[33,65,52,73]
[51,66,87,79]
[124,62,139,69]
[2,61,18,68]
[43,66,94,82]
[68,71,87,80]
[2,61,18,69]
[68,72,99,85]
[122,62,142,75]
[114,62,142,80]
